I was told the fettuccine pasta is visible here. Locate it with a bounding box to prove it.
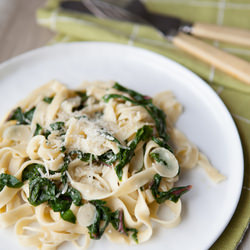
[0,81,225,249]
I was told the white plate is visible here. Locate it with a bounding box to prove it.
[0,42,243,250]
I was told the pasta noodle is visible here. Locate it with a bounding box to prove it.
[0,80,225,249]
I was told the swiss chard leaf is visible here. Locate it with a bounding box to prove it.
[43,96,54,104]
[100,131,121,144]
[43,129,51,139]
[144,104,168,142]
[110,209,138,243]
[28,177,56,206]
[113,82,151,104]
[88,200,111,239]
[73,91,88,111]
[98,150,118,165]
[50,121,65,131]
[0,173,23,191]
[24,107,36,123]
[7,107,35,125]
[150,152,168,166]
[68,150,92,162]
[128,228,138,243]
[54,154,72,184]
[22,163,46,181]
[103,94,137,104]
[103,83,170,144]
[152,136,172,152]
[52,154,83,206]
[7,107,23,123]
[22,163,82,224]
[60,209,76,223]
[33,123,43,136]
[99,131,128,150]
[150,174,192,204]
[111,210,127,234]
[48,196,72,212]
[65,186,83,206]
[87,201,138,242]
[115,125,153,180]
[110,210,120,232]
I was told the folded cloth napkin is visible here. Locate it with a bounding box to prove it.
[37,0,250,249]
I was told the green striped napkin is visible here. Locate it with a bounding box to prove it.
[37,1,250,249]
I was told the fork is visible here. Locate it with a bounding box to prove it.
[79,0,250,85]
[81,0,147,23]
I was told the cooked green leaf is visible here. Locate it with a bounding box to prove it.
[115,125,152,180]
[103,94,137,104]
[98,150,118,165]
[113,82,151,104]
[100,131,120,144]
[28,177,56,206]
[110,210,120,231]
[7,107,35,125]
[103,83,170,145]
[152,136,172,151]
[24,107,36,123]
[22,163,46,181]
[87,201,138,242]
[77,91,88,102]
[128,228,138,243]
[66,186,82,206]
[144,103,168,141]
[33,123,42,136]
[99,131,128,150]
[60,146,66,153]
[88,200,111,239]
[48,196,72,212]
[150,152,168,166]
[43,129,51,139]
[68,150,92,162]
[60,209,76,223]
[150,174,192,204]
[43,96,54,104]
[73,91,88,111]
[7,107,23,123]
[110,209,138,243]
[75,115,88,120]
[0,173,23,191]
[50,121,65,131]
[22,162,82,224]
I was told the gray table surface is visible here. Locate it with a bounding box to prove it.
[0,0,249,249]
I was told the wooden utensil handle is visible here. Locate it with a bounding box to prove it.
[191,23,250,47]
[172,32,250,85]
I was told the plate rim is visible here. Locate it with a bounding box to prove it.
[0,41,244,249]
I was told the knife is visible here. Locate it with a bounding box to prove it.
[60,0,250,85]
